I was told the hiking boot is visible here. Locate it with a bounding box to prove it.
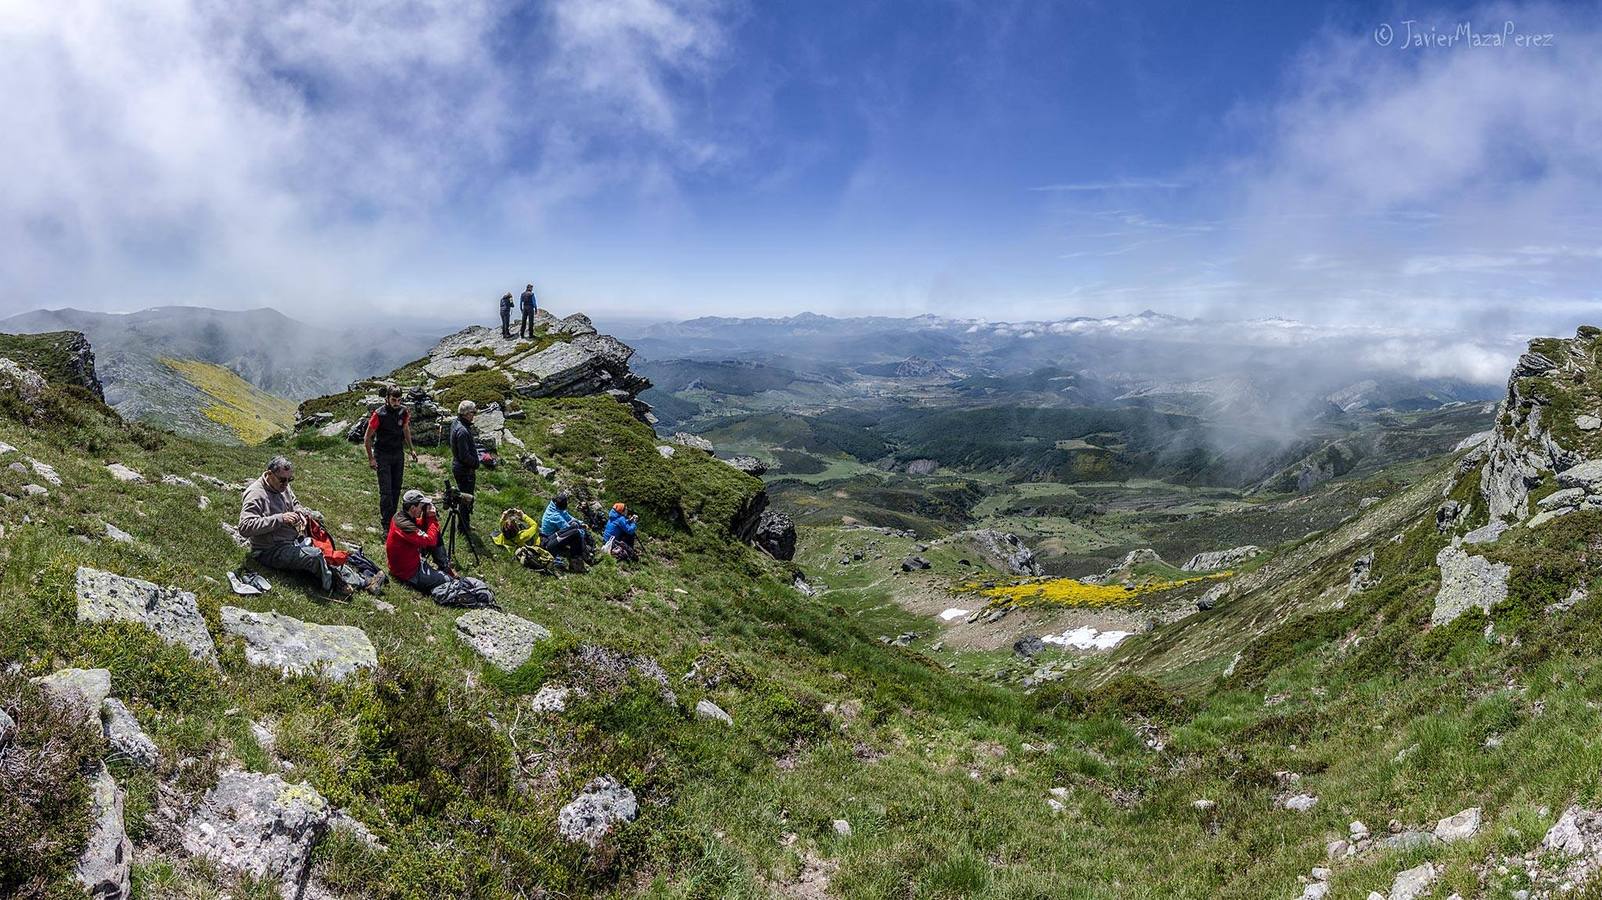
[365,571,387,595]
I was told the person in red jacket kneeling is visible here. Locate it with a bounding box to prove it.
[387,489,453,592]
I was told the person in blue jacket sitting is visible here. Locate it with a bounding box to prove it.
[539,491,596,569]
[602,502,640,560]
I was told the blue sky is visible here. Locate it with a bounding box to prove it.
[2,0,1600,345]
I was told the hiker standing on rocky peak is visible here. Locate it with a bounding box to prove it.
[449,400,480,539]
[499,292,515,338]
[365,384,417,532]
[519,283,537,338]
[238,455,350,597]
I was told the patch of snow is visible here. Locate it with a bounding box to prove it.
[939,608,970,621]
[1041,626,1134,651]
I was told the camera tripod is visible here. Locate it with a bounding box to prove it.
[443,498,481,564]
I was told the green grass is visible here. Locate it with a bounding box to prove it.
[13,331,1602,899]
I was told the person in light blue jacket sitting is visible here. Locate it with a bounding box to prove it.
[602,502,639,560]
[539,491,595,568]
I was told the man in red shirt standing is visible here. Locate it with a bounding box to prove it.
[386,489,451,591]
[364,385,418,531]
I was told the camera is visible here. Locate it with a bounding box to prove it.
[442,478,474,511]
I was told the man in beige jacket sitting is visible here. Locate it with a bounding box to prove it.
[238,455,349,596]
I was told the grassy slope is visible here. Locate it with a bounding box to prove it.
[161,358,299,444]
[12,329,1602,899]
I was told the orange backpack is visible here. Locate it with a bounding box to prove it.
[305,517,349,567]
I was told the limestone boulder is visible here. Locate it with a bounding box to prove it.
[102,698,158,769]
[33,667,111,726]
[76,765,132,900]
[1181,546,1261,572]
[557,776,638,848]
[1431,547,1510,626]
[181,771,331,899]
[76,567,217,661]
[454,609,552,671]
[221,608,376,681]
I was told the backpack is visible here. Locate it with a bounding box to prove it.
[514,544,557,574]
[345,548,382,579]
[430,576,496,608]
[304,517,349,567]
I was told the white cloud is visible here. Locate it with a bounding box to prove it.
[0,0,733,315]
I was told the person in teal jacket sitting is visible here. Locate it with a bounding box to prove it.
[540,491,595,567]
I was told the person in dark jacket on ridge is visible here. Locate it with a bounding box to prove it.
[386,489,452,592]
[519,283,537,338]
[364,385,417,532]
[499,292,515,338]
[449,400,480,538]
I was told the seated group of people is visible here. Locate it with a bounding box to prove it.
[238,455,641,599]
[494,491,639,571]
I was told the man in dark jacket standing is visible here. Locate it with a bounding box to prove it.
[450,400,480,537]
[364,385,417,531]
[499,293,514,338]
[519,283,537,338]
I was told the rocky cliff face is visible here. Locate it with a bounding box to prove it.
[1477,326,1602,522]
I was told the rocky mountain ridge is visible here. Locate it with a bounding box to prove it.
[0,306,432,443]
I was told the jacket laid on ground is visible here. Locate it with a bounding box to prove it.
[385,507,440,582]
[520,289,536,312]
[493,510,541,550]
[602,509,637,543]
[238,475,319,551]
[540,501,578,537]
[450,417,478,471]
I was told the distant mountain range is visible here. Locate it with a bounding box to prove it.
[630,309,1507,430]
[0,307,433,444]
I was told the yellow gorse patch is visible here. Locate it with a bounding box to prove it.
[968,572,1231,609]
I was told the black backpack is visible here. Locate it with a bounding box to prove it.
[430,576,496,608]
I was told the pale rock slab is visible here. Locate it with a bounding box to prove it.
[221,607,376,681]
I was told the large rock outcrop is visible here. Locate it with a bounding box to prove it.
[955,529,1044,576]
[1182,546,1261,572]
[1478,329,1602,522]
[1431,546,1510,626]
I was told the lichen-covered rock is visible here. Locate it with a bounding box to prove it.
[454,609,551,671]
[1389,862,1437,900]
[101,698,158,769]
[29,457,62,486]
[670,431,715,454]
[104,463,144,483]
[1461,520,1508,545]
[181,771,331,899]
[1433,806,1481,843]
[1431,547,1510,626]
[221,607,376,681]
[77,764,131,900]
[1181,546,1261,572]
[557,775,638,848]
[723,455,768,476]
[76,567,217,661]
[956,529,1044,576]
[33,667,112,725]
